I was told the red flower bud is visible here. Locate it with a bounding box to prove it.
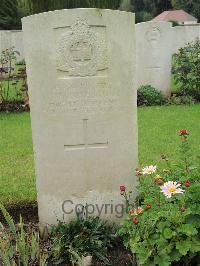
[146,204,151,209]
[120,185,126,192]
[135,170,142,176]
[185,180,190,187]
[179,207,186,213]
[179,129,189,136]
[133,218,139,224]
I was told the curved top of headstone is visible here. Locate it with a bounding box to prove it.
[22,8,134,21]
[136,21,172,27]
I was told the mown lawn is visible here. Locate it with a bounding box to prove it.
[0,112,35,206]
[0,105,200,206]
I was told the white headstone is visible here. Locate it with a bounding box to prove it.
[172,24,200,54]
[0,31,12,52]
[136,22,172,96]
[11,30,25,63]
[22,9,137,226]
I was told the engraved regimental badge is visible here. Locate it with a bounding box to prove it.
[56,19,107,77]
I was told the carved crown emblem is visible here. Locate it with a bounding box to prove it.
[146,27,161,42]
[56,19,107,77]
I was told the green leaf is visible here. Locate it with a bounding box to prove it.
[170,249,182,262]
[179,224,198,236]
[154,255,171,266]
[190,238,200,252]
[176,240,191,256]
[163,228,173,239]
[0,204,17,238]
[129,235,140,252]
[136,245,152,264]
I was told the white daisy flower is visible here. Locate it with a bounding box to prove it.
[160,181,184,198]
[142,165,157,175]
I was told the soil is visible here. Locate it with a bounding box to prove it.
[0,101,29,112]
[0,203,38,224]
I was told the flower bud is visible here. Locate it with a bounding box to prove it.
[135,169,142,176]
[179,207,186,213]
[185,180,190,187]
[179,129,189,136]
[154,175,164,185]
[146,204,151,209]
[133,218,139,224]
[120,185,126,192]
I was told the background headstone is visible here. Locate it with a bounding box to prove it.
[11,30,25,63]
[172,24,200,54]
[22,9,137,226]
[136,22,172,96]
[0,31,12,52]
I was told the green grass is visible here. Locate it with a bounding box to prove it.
[0,112,36,206]
[138,105,200,167]
[0,105,200,206]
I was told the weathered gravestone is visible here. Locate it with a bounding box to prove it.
[22,9,137,226]
[11,30,25,63]
[0,31,12,52]
[136,22,172,96]
[172,24,200,54]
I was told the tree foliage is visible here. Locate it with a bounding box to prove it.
[0,0,21,30]
[25,0,121,14]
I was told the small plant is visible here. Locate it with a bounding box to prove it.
[0,47,17,102]
[137,85,165,106]
[118,129,200,266]
[0,47,29,111]
[50,216,116,265]
[0,204,49,265]
[172,39,200,101]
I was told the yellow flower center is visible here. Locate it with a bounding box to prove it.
[168,186,176,193]
[147,169,153,174]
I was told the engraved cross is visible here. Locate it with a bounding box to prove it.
[64,119,108,151]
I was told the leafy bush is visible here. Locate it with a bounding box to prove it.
[137,85,165,106]
[118,129,200,266]
[50,216,116,265]
[172,39,200,101]
[166,95,195,105]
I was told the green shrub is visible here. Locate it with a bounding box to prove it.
[166,95,195,105]
[137,85,165,106]
[50,216,116,265]
[172,39,200,101]
[118,129,200,266]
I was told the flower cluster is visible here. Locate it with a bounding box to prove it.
[119,129,192,225]
[118,129,199,266]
